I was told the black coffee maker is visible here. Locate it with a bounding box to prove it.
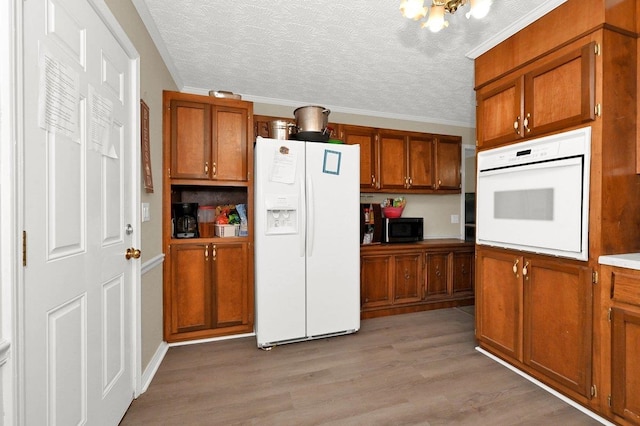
[172,203,199,238]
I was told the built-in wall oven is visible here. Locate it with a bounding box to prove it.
[476,127,591,261]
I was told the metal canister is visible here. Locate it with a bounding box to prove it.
[268,120,295,140]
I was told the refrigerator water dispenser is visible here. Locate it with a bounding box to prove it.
[265,194,298,235]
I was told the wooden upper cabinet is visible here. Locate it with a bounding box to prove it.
[340,125,379,190]
[477,76,524,148]
[170,100,211,180]
[476,41,596,149]
[435,136,461,190]
[407,135,435,190]
[524,42,596,138]
[212,105,250,182]
[379,131,407,191]
[170,97,251,182]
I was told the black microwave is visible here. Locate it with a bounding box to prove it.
[383,217,423,243]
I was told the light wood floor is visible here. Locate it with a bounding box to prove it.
[120,307,601,425]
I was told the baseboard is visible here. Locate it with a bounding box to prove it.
[140,341,168,394]
[475,346,614,426]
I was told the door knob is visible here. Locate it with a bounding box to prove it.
[125,247,141,260]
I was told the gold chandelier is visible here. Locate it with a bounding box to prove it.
[400,0,492,33]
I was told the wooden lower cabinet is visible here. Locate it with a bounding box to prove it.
[361,241,474,319]
[476,246,593,401]
[600,265,640,425]
[165,242,253,342]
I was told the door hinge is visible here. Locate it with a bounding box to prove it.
[595,43,601,56]
[608,394,612,407]
[595,103,602,117]
[591,384,597,398]
[22,230,27,266]
[592,270,598,284]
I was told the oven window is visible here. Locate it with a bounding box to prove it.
[494,188,554,220]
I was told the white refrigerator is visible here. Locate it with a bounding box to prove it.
[254,136,360,348]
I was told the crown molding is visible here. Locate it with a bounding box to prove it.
[182,86,476,129]
[465,0,567,59]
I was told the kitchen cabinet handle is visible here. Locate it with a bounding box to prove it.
[512,259,519,276]
[212,244,217,260]
[212,162,217,176]
[408,177,413,186]
[371,174,376,187]
[522,261,529,279]
[205,245,209,260]
[523,113,531,133]
[514,117,520,135]
[204,161,209,174]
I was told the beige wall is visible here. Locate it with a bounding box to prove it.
[255,103,476,238]
[105,0,177,371]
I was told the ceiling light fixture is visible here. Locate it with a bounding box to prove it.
[399,0,492,33]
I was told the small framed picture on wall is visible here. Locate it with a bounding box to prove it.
[141,99,154,193]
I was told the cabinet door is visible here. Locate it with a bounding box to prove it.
[476,76,524,149]
[611,307,640,423]
[212,105,249,182]
[407,135,435,190]
[170,100,211,179]
[341,125,379,190]
[361,254,393,309]
[435,136,461,190]
[168,243,212,335]
[211,242,250,327]
[425,252,449,300]
[524,42,596,138]
[452,249,474,297]
[476,247,522,361]
[379,132,407,191]
[393,252,424,304]
[523,257,592,398]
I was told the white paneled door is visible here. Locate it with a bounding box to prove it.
[22,0,138,424]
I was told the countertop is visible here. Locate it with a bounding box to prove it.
[599,253,640,270]
[361,238,474,252]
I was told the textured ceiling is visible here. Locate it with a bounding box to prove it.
[134,0,566,127]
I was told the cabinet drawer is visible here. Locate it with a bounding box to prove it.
[611,270,640,307]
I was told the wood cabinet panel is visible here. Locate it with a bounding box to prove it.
[524,42,596,137]
[425,252,448,299]
[212,242,250,327]
[435,136,461,189]
[475,247,522,361]
[341,125,378,190]
[393,253,423,304]
[407,135,435,190]
[213,106,249,182]
[169,243,212,334]
[379,132,406,191]
[170,100,211,179]
[523,257,592,397]
[476,77,523,147]
[361,255,392,309]
[452,250,474,296]
[611,307,640,424]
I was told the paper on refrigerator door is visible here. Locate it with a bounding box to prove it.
[269,148,297,184]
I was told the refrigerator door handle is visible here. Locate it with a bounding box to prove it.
[307,174,314,257]
[300,177,305,258]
